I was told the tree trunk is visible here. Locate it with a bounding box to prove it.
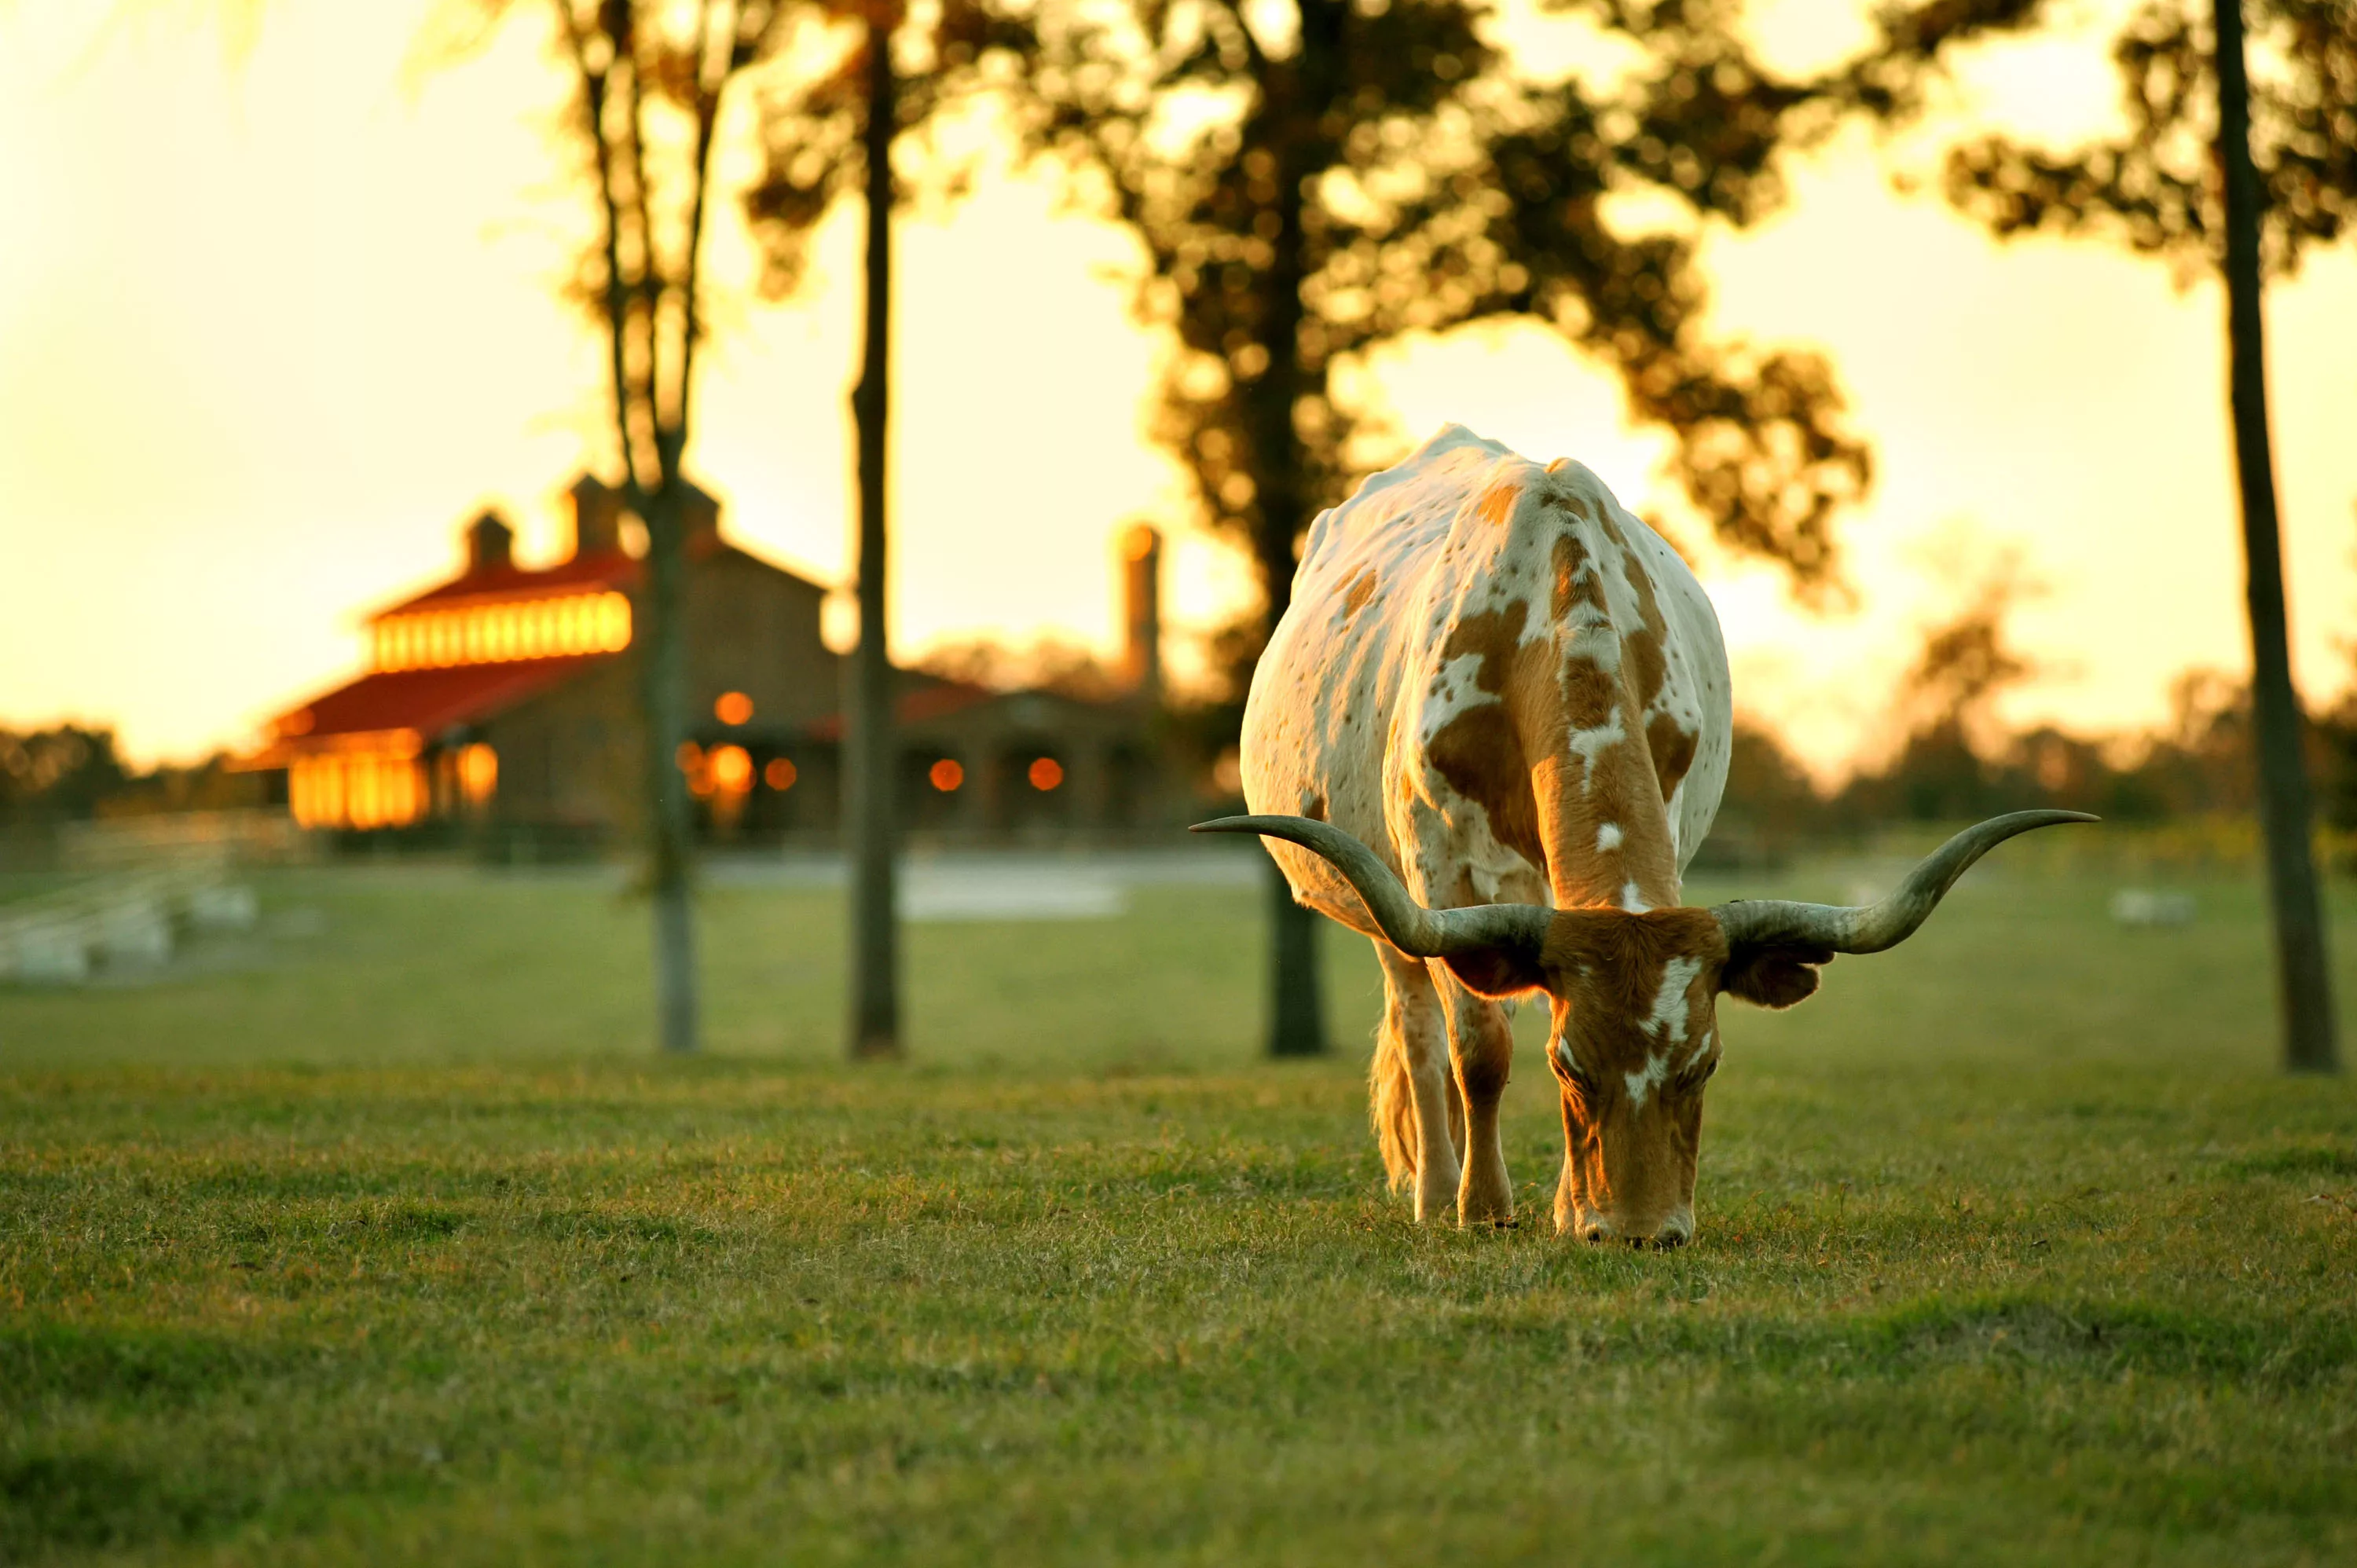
[1250,48,1329,1060]
[846,9,901,1061]
[640,477,700,1054]
[2215,0,2339,1074]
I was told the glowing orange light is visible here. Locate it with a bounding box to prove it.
[458,742,498,806]
[1028,757,1063,791]
[929,758,964,792]
[709,744,753,793]
[715,691,753,726]
[676,742,702,772]
[764,757,797,790]
[375,595,646,669]
[596,593,632,650]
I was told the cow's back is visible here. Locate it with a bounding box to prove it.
[1242,425,1730,929]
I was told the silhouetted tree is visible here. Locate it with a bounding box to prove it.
[0,727,134,826]
[742,1,1029,1061]
[442,1,801,1054]
[1836,558,2042,821]
[1025,0,1879,1053]
[1857,0,2348,1071]
[1709,720,1835,855]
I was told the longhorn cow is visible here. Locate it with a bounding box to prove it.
[1197,425,2090,1245]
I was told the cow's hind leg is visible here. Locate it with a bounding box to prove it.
[1371,940,1461,1222]
[1435,976,1516,1225]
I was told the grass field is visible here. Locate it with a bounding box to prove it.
[3,850,2355,1564]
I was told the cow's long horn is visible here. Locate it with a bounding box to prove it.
[1189,815,1550,958]
[1713,809,2098,954]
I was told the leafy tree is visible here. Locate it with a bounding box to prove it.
[444,0,801,1053]
[1847,0,2354,273]
[1023,0,1879,1053]
[0,727,133,826]
[1855,0,2351,1072]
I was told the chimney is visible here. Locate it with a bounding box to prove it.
[465,509,515,576]
[569,474,624,559]
[1120,522,1163,706]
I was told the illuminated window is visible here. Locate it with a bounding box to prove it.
[458,743,498,807]
[929,758,964,792]
[764,757,797,790]
[596,593,632,650]
[290,747,426,830]
[353,753,383,824]
[715,691,753,726]
[1028,757,1063,791]
[371,593,631,669]
[709,745,753,794]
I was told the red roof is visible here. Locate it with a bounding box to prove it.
[368,535,820,621]
[371,550,640,618]
[251,657,610,762]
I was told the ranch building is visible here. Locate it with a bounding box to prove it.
[240,474,1171,852]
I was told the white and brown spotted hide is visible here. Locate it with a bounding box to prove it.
[1244,424,1731,936]
[1240,424,1733,1241]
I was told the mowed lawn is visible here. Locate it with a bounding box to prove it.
[3,852,2355,1564]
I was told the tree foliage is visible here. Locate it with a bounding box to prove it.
[741,0,1033,295]
[1023,0,1879,609]
[1857,0,2357,278]
[0,728,132,826]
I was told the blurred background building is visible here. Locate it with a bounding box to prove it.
[230,478,1173,855]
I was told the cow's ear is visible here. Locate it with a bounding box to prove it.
[1440,947,1547,998]
[1719,941,1835,1009]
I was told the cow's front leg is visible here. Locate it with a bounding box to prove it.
[1374,943,1461,1222]
[1436,976,1515,1226]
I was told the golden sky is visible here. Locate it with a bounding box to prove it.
[4,0,2355,777]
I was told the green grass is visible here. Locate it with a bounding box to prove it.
[2,857,2355,1564]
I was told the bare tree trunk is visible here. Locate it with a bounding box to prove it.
[640,477,700,1054]
[1243,8,1354,1059]
[846,9,901,1061]
[2216,0,2339,1074]
[1250,51,1327,1059]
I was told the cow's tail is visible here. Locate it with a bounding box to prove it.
[1369,1008,1417,1193]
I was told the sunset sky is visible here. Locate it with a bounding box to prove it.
[4,0,2355,779]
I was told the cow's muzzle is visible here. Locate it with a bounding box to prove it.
[1574,1211,1693,1249]
[1574,1207,1688,1244]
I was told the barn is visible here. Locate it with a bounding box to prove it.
[240,474,1169,852]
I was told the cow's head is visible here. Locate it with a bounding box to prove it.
[1192,810,2095,1246]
